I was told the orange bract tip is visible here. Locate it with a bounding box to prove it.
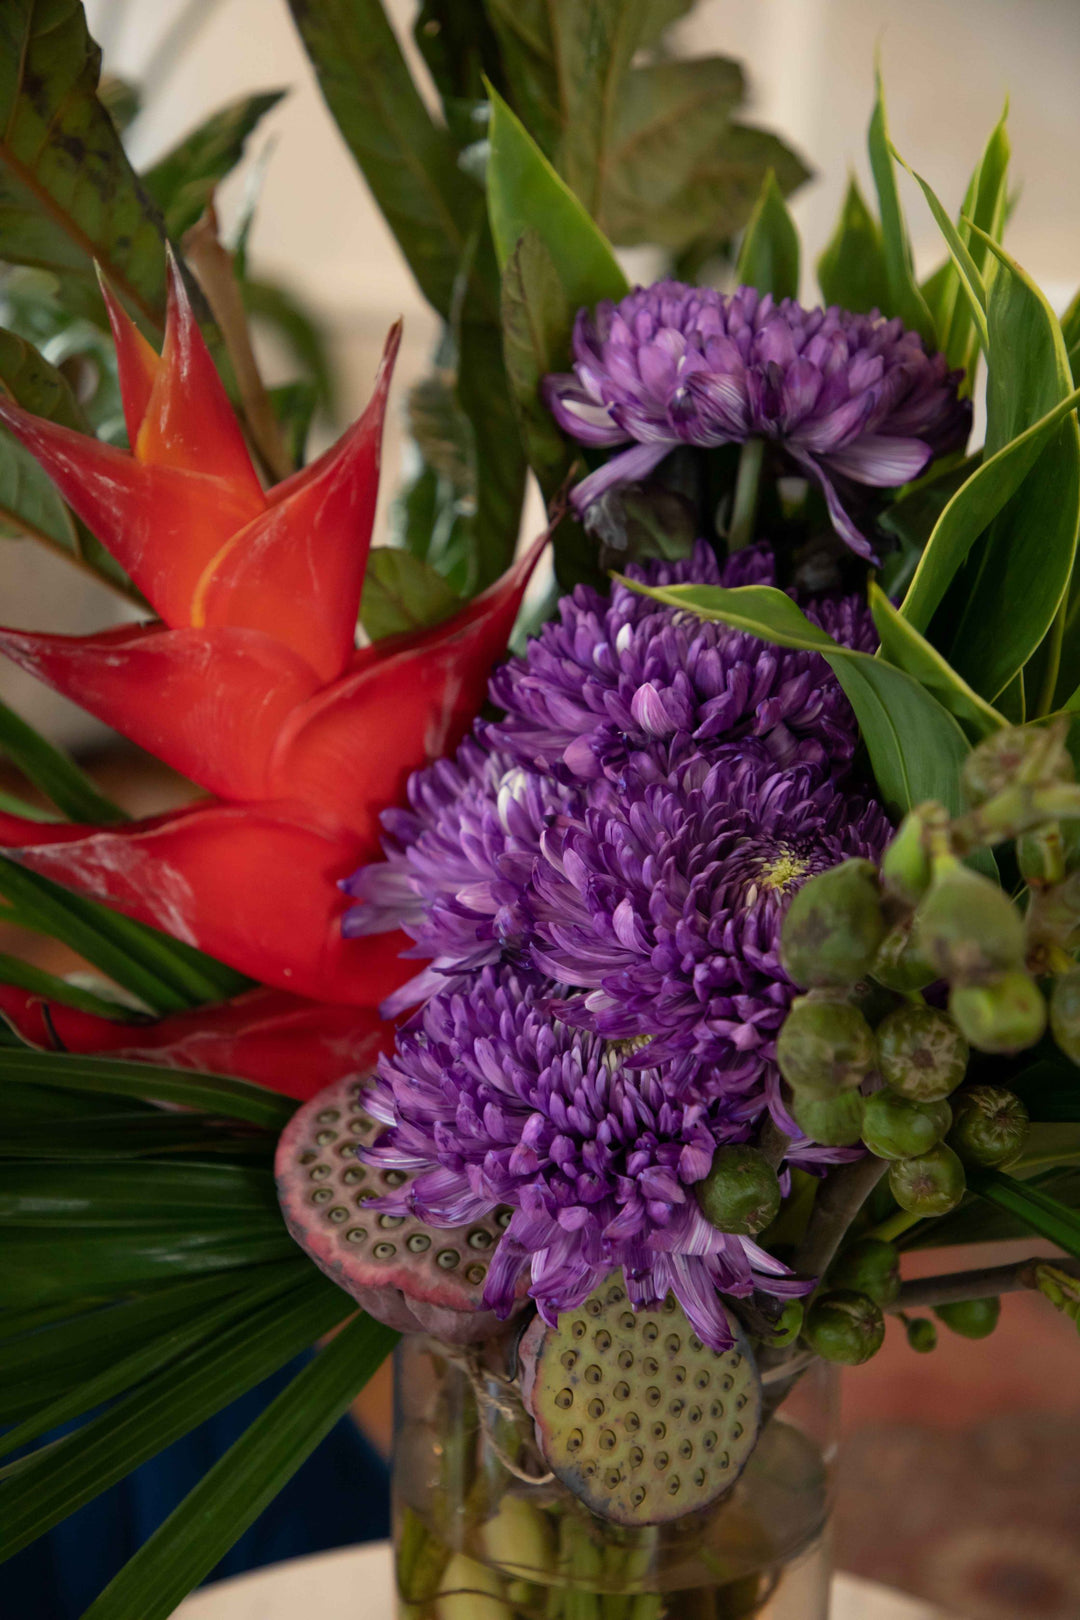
[97,267,161,449]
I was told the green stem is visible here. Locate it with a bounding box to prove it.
[729,438,765,551]
[864,1208,922,1244]
[1035,598,1068,719]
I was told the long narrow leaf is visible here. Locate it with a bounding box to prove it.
[0,697,127,825]
[81,1312,398,1620]
[0,953,140,1021]
[0,1049,295,1130]
[970,1168,1080,1256]
[0,1160,280,1225]
[0,1271,350,1560]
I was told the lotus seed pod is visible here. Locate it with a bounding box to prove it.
[913,863,1025,983]
[876,1005,969,1102]
[275,1075,522,1344]
[775,995,878,1100]
[761,1299,805,1349]
[871,920,937,994]
[961,722,1073,806]
[434,1554,511,1620]
[779,859,887,989]
[803,1290,885,1365]
[696,1146,781,1236]
[933,1297,1001,1339]
[888,1143,966,1216]
[861,1089,951,1161]
[948,969,1047,1054]
[1050,968,1080,1064]
[791,1088,865,1148]
[905,1317,937,1353]
[880,806,939,905]
[828,1238,900,1308]
[517,1277,762,1527]
[947,1085,1029,1169]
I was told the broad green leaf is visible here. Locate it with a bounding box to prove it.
[0,859,249,1013]
[0,1263,302,1457]
[142,91,285,240]
[940,234,1080,700]
[487,88,627,308]
[360,547,462,640]
[0,1048,296,1130]
[0,1271,350,1560]
[0,0,168,329]
[816,176,889,314]
[80,1312,398,1620]
[500,228,575,498]
[267,380,319,468]
[0,693,127,824]
[412,0,505,127]
[735,169,800,302]
[900,380,1080,635]
[866,70,935,346]
[0,951,137,1020]
[877,452,980,598]
[286,0,487,321]
[969,1167,1080,1257]
[619,578,975,819]
[868,583,1004,738]
[242,277,339,418]
[457,296,529,589]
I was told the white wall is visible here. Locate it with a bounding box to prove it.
[5,0,1079,747]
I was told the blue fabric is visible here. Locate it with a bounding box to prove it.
[1,1356,390,1620]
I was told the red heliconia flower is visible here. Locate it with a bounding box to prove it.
[0,981,393,1102]
[0,257,546,1008]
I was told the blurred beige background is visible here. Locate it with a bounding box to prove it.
[5,0,1080,750]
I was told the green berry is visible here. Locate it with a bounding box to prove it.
[880,808,937,905]
[776,995,878,1099]
[961,723,1073,806]
[780,859,887,989]
[913,864,1025,982]
[695,1145,781,1236]
[876,1005,968,1102]
[888,1144,966,1216]
[933,1297,1001,1339]
[803,1290,885,1365]
[828,1238,900,1307]
[872,921,937,994]
[947,1085,1029,1168]
[949,970,1047,1054]
[761,1299,804,1349]
[791,1089,866,1147]
[861,1089,952,1161]
[1050,968,1080,1065]
[905,1317,937,1353]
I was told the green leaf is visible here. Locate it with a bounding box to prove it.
[0,1109,272,1162]
[816,176,890,314]
[0,859,249,1014]
[360,547,463,640]
[241,277,339,419]
[866,69,935,346]
[943,106,1009,379]
[1011,1057,1080,1123]
[80,1312,398,1620]
[457,300,529,589]
[500,229,575,499]
[0,693,126,824]
[900,380,1080,637]
[0,1262,303,1457]
[0,0,168,330]
[970,1167,1080,1257]
[0,1048,296,1130]
[937,233,1080,700]
[0,1271,350,1561]
[618,577,975,819]
[267,380,319,468]
[142,91,285,240]
[0,1160,280,1226]
[734,169,799,302]
[891,149,988,355]
[286,0,486,320]
[868,583,1004,738]
[487,87,627,307]
[0,952,138,1021]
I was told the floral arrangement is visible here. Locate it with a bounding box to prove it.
[1,3,1080,1618]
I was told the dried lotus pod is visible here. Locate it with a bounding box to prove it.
[517,1275,762,1528]
[275,1073,521,1344]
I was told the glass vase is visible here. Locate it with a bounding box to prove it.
[392,1333,837,1620]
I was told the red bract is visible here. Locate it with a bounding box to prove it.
[0,257,546,1010]
[0,981,393,1102]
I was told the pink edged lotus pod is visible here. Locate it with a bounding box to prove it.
[275,1073,524,1343]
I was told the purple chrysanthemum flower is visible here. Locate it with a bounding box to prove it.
[487,541,875,785]
[360,967,810,1350]
[341,737,574,1014]
[544,282,970,558]
[530,751,892,1070]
